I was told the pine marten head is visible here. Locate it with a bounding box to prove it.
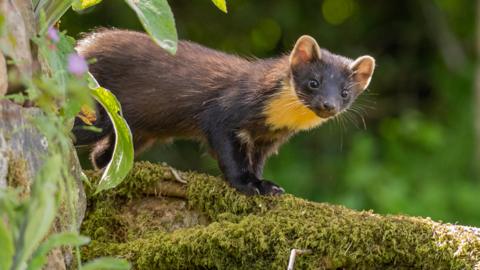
[264,35,375,131]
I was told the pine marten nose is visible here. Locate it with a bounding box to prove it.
[314,100,338,118]
[321,101,336,112]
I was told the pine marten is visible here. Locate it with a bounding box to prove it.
[73,29,375,196]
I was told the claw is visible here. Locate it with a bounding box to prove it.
[232,179,285,196]
[259,180,285,196]
[246,182,261,195]
[271,185,285,195]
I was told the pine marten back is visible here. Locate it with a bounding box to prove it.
[73,29,375,196]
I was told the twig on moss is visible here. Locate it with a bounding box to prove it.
[169,166,187,184]
[287,249,312,270]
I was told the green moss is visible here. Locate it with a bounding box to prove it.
[84,161,186,199]
[81,198,128,243]
[6,153,30,198]
[81,161,480,269]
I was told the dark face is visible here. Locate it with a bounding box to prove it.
[291,58,359,118]
[288,35,375,119]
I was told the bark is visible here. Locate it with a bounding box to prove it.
[81,162,480,270]
[0,100,87,269]
[0,0,34,83]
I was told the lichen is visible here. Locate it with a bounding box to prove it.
[6,152,30,198]
[81,161,480,269]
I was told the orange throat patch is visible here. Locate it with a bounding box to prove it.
[263,83,326,131]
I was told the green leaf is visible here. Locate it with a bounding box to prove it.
[32,0,41,8]
[0,189,19,227]
[72,0,102,11]
[82,258,131,270]
[37,30,76,95]
[124,0,177,54]
[90,86,134,194]
[211,0,227,13]
[36,0,74,34]
[0,220,14,270]
[27,233,90,270]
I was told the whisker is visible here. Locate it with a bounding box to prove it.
[360,115,367,130]
[343,111,360,129]
[348,107,368,130]
[352,103,372,110]
[349,107,367,117]
[337,114,345,152]
[361,91,380,97]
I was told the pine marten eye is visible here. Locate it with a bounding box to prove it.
[341,89,349,98]
[308,79,320,90]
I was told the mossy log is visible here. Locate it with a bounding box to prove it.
[82,162,480,269]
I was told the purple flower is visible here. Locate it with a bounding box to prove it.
[47,27,60,43]
[67,53,88,76]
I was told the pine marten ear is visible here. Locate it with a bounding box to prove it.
[349,56,375,90]
[289,35,321,68]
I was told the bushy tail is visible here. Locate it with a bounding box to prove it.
[72,105,115,169]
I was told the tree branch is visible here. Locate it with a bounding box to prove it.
[82,162,480,269]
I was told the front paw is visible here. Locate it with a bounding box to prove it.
[257,179,285,195]
[232,179,285,196]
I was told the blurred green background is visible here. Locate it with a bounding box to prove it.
[65,0,480,225]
